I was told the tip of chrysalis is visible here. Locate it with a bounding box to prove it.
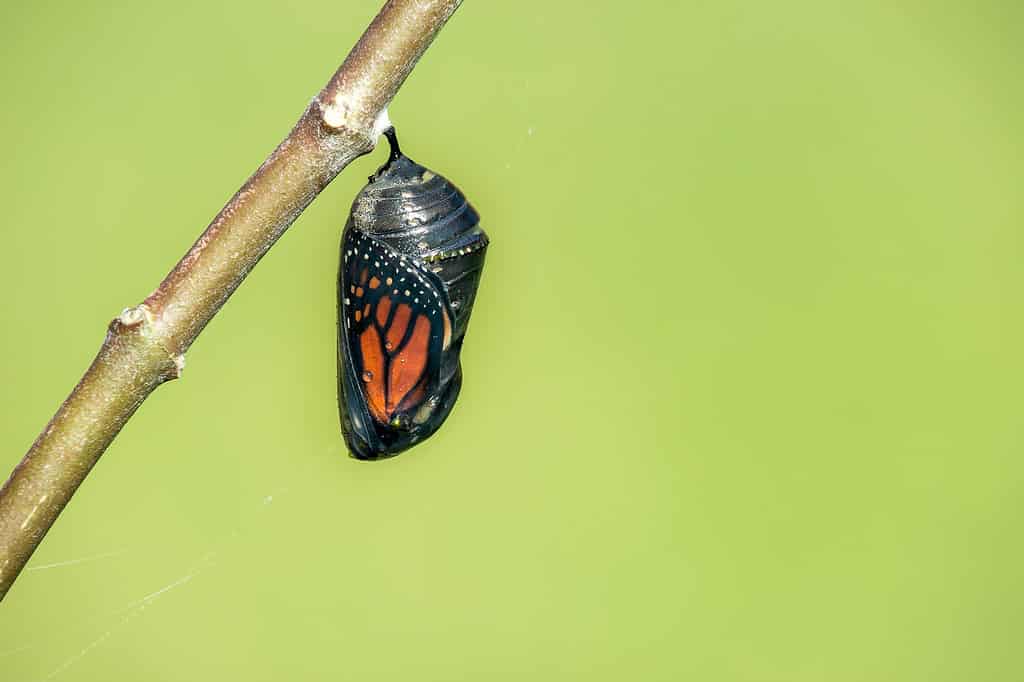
[369,126,410,182]
[383,127,401,164]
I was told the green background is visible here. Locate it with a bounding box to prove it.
[1,1,1021,679]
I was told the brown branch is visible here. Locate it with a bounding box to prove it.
[0,0,464,601]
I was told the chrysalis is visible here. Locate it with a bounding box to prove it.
[337,128,488,460]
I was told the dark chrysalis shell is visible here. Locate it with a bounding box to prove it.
[337,128,488,460]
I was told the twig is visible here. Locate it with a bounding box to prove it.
[0,0,464,601]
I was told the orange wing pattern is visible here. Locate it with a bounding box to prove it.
[342,230,451,425]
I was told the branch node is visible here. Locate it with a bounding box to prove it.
[319,98,352,131]
[318,97,391,153]
[111,303,185,380]
[116,305,149,328]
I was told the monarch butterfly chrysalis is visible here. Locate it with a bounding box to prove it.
[338,128,489,460]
